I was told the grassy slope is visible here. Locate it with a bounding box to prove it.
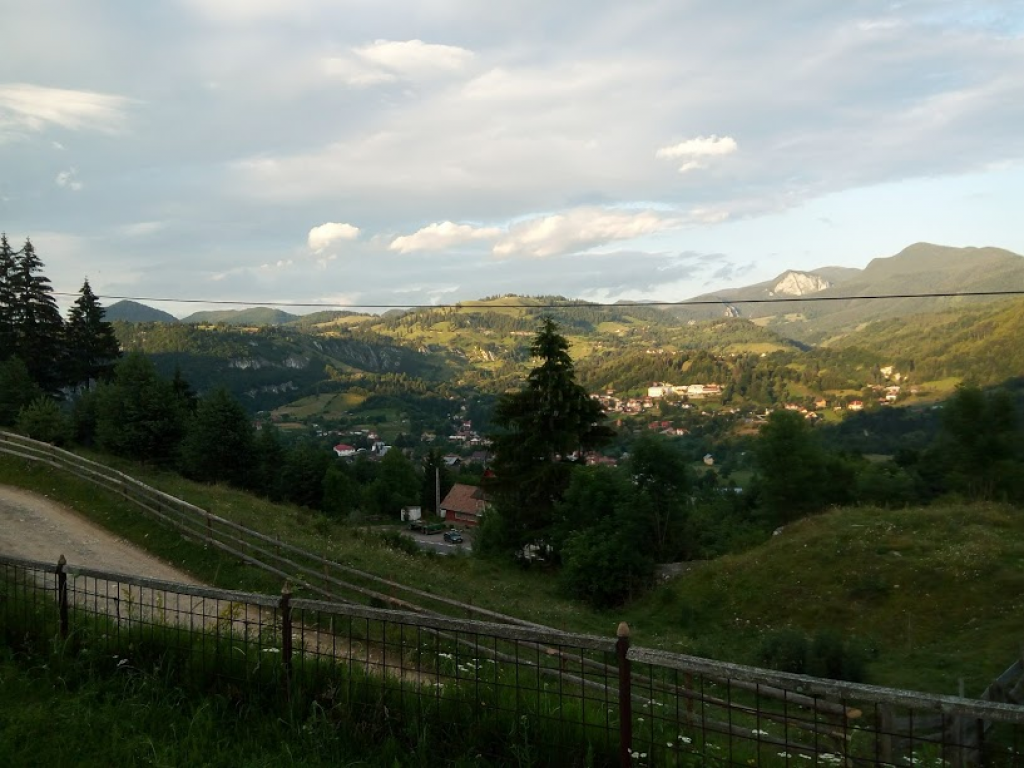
[628,503,1024,695]
[1,452,1021,696]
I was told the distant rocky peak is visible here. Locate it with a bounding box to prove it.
[770,271,832,297]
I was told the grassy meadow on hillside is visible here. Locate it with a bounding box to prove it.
[2,451,1021,697]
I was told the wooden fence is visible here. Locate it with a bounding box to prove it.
[3,553,1024,767]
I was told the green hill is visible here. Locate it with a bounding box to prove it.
[823,295,1024,387]
[631,501,1024,694]
[180,307,299,326]
[105,300,178,323]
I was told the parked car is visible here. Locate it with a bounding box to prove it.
[443,530,464,544]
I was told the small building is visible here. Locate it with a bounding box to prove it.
[401,506,422,522]
[333,444,356,458]
[440,483,489,527]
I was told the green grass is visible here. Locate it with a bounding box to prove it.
[2,451,1023,696]
[624,503,1024,695]
[0,597,615,767]
[273,391,366,420]
[0,454,610,636]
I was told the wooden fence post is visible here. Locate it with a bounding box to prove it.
[617,621,632,768]
[56,554,69,639]
[280,581,293,699]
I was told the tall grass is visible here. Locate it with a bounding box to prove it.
[0,578,620,767]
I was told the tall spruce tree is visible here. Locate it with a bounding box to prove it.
[65,278,121,389]
[487,317,614,553]
[12,239,65,392]
[0,233,18,357]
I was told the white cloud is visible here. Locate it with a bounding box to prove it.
[493,207,683,258]
[390,221,502,253]
[117,221,166,237]
[55,167,83,191]
[0,83,130,137]
[656,135,738,173]
[308,222,360,252]
[323,39,474,87]
[321,58,397,87]
[689,207,730,224]
[356,39,473,75]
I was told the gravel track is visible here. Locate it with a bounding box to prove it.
[0,484,199,582]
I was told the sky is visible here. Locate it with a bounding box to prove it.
[2,0,1024,317]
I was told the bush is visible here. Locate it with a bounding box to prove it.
[758,628,867,682]
[376,529,422,556]
[560,519,655,609]
[807,629,867,682]
[758,628,809,674]
[16,397,70,446]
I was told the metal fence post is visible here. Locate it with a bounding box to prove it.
[617,621,632,767]
[280,581,293,698]
[56,554,69,639]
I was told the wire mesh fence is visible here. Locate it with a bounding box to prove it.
[2,552,1022,767]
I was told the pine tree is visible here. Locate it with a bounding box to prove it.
[0,233,19,357]
[93,352,188,464]
[488,317,614,552]
[65,278,121,389]
[12,239,65,392]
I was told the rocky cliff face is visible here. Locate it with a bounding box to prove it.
[771,271,832,296]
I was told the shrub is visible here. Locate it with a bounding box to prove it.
[560,520,655,609]
[758,628,867,682]
[16,397,70,446]
[758,628,809,674]
[807,629,867,683]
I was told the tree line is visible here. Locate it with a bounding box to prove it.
[1,234,121,425]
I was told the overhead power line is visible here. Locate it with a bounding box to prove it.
[49,288,1024,311]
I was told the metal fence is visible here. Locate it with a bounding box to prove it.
[2,553,1022,767]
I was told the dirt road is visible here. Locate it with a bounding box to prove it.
[0,484,198,583]
[0,485,422,680]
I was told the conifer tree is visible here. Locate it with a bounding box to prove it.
[65,278,121,388]
[487,317,614,553]
[178,387,254,487]
[12,239,65,392]
[0,233,19,357]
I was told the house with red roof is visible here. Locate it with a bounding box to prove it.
[439,483,489,527]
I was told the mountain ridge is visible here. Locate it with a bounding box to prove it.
[106,242,1024,347]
